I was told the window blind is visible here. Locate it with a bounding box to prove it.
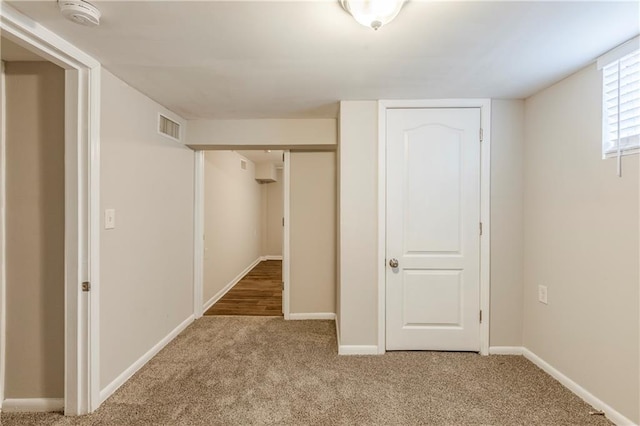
[602,49,640,156]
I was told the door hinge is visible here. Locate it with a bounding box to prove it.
[82,281,91,292]
[282,153,285,162]
[479,310,483,323]
[282,282,285,291]
[480,128,483,142]
[479,222,483,236]
[282,217,284,226]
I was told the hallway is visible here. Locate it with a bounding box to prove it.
[204,260,282,316]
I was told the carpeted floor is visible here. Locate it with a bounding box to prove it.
[2,317,611,425]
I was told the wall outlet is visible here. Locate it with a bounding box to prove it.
[538,285,548,304]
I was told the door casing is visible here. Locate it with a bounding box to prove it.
[377,99,491,355]
[0,4,101,414]
[193,149,291,319]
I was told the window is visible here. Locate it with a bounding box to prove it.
[600,39,640,158]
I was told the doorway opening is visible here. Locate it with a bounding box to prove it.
[193,149,337,323]
[0,10,100,413]
[1,38,65,412]
[198,150,287,317]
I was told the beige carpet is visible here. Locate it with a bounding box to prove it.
[2,317,611,425]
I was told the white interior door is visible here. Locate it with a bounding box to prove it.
[385,107,481,351]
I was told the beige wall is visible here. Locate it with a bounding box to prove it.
[263,168,283,257]
[187,119,337,149]
[290,152,336,314]
[203,151,263,304]
[337,101,379,345]
[4,61,65,398]
[523,63,639,423]
[100,70,195,389]
[490,100,525,346]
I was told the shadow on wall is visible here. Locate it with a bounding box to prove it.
[4,61,66,399]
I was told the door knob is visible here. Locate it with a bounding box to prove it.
[389,258,399,268]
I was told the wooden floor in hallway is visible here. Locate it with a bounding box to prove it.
[205,260,283,316]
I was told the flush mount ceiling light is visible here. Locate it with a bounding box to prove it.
[340,0,407,31]
[58,0,101,27]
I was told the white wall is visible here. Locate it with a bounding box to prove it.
[100,70,195,390]
[203,151,263,305]
[187,119,337,149]
[490,100,525,346]
[263,168,283,257]
[337,101,379,345]
[289,152,336,315]
[523,63,639,423]
[3,61,65,399]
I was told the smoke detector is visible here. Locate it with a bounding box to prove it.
[58,0,101,27]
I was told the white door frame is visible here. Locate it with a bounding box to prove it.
[377,99,491,356]
[0,5,101,414]
[192,149,291,319]
[282,151,291,319]
[193,151,205,318]
[0,58,5,413]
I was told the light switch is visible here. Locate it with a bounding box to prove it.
[538,285,548,305]
[105,209,116,230]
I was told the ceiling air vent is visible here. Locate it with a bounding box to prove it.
[255,162,277,183]
[158,114,181,142]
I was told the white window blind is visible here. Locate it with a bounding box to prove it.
[602,49,640,157]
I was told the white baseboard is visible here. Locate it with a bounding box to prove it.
[338,345,380,355]
[99,314,195,404]
[203,257,262,312]
[489,346,524,355]
[288,312,336,320]
[334,315,382,356]
[262,255,283,261]
[522,348,636,426]
[2,398,64,413]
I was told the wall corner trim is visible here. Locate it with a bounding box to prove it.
[488,346,524,355]
[202,257,262,313]
[522,348,636,426]
[335,314,341,349]
[193,151,205,319]
[338,345,380,356]
[99,314,195,404]
[1,398,65,413]
[288,313,336,320]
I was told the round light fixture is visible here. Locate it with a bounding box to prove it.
[58,0,101,27]
[340,0,406,31]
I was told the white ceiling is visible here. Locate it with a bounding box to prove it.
[1,36,45,61]
[236,150,284,167]
[6,1,639,119]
